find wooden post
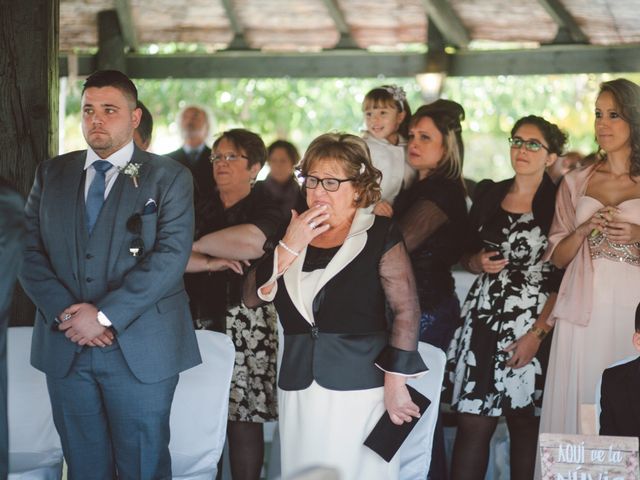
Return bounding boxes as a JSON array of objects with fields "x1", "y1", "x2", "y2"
[
  {"x1": 97, "y1": 10, "x2": 126, "y2": 72},
  {"x1": 0, "y1": 0, "x2": 59, "y2": 326}
]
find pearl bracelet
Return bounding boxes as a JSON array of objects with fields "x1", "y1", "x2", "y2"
[{"x1": 278, "y1": 240, "x2": 300, "y2": 257}]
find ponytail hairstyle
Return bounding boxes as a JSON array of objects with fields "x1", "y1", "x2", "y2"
[{"x1": 411, "y1": 99, "x2": 465, "y2": 182}]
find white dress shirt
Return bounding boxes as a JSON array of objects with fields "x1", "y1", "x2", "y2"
[
  {"x1": 82, "y1": 141, "x2": 135, "y2": 328},
  {"x1": 83, "y1": 141, "x2": 134, "y2": 200}
]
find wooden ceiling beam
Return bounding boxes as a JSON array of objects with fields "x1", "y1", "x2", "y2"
[
  {"x1": 537, "y1": 0, "x2": 588, "y2": 44},
  {"x1": 320, "y1": 0, "x2": 359, "y2": 49},
  {"x1": 425, "y1": 17, "x2": 449, "y2": 73},
  {"x1": 420, "y1": 0, "x2": 470, "y2": 48},
  {"x1": 114, "y1": 0, "x2": 138, "y2": 51},
  {"x1": 450, "y1": 44, "x2": 639, "y2": 76},
  {"x1": 59, "y1": 44, "x2": 640, "y2": 79},
  {"x1": 96, "y1": 10, "x2": 126, "y2": 72},
  {"x1": 220, "y1": 0, "x2": 252, "y2": 50}
]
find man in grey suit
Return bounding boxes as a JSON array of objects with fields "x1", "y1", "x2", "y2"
[
  {"x1": 0, "y1": 177, "x2": 25, "y2": 478},
  {"x1": 20, "y1": 70, "x2": 201, "y2": 479}
]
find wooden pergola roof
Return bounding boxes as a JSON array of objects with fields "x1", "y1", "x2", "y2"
[{"x1": 58, "y1": 0, "x2": 640, "y2": 78}]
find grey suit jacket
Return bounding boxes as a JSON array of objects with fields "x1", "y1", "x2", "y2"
[
  {"x1": 0, "y1": 179, "x2": 24, "y2": 327},
  {"x1": 20, "y1": 147, "x2": 201, "y2": 383}
]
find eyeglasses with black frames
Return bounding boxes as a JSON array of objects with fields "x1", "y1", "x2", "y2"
[
  {"x1": 303, "y1": 175, "x2": 355, "y2": 192},
  {"x1": 209, "y1": 153, "x2": 249, "y2": 164},
  {"x1": 508, "y1": 137, "x2": 550, "y2": 153}
]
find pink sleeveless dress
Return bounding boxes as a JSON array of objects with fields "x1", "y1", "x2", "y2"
[{"x1": 539, "y1": 196, "x2": 640, "y2": 436}]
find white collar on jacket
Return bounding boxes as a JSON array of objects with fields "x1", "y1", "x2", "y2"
[{"x1": 283, "y1": 207, "x2": 376, "y2": 324}]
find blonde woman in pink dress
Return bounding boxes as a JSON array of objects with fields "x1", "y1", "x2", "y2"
[{"x1": 540, "y1": 78, "x2": 640, "y2": 439}]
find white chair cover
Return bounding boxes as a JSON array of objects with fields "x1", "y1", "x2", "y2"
[
  {"x1": 7, "y1": 326, "x2": 63, "y2": 480},
  {"x1": 399, "y1": 341, "x2": 446, "y2": 479},
  {"x1": 453, "y1": 270, "x2": 477, "y2": 303},
  {"x1": 170, "y1": 330, "x2": 235, "y2": 480},
  {"x1": 288, "y1": 466, "x2": 340, "y2": 480}
]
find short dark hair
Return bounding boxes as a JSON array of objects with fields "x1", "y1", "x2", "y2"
[
  {"x1": 82, "y1": 70, "x2": 138, "y2": 108},
  {"x1": 213, "y1": 129, "x2": 267, "y2": 169},
  {"x1": 511, "y1": 115, "x2": 568, "y2": 156},
  {"x1": 267, "y1": 140, "x2": 300, "y2": 166},
  {"x1": 636, "y1": 302, "x2": 640, "y2": 332},
  {"x1": 136, "y1": 100, "x2": 153, "y2": 145}
]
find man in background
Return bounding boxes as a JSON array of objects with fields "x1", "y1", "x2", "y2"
[
  {"x1": 133, "y1": 100, "x2": 153, "y2": 151},
  {"x1": 166, "y1": 105, "x2": 214, "y2": 205},
  {"x1": 548, "y1": 150, "x2": 583, "y2": 184}
]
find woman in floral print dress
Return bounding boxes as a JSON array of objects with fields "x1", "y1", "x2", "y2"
[
  {"x1": 186, "y1": 129, "x2": 283, "y2": 480},
  {"x1": 445, "y1": 116, "x2": 565, "y2": 480}
]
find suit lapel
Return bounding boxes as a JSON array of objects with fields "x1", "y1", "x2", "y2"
[
  {"x1": 282, "y1": 208, "x2": 375, "y2": 326},
  {"x1": 107, "y1": 148, "x2": 151, "y2": 268},
  {"x1": 57, "y1": 152, "x2": 87, "y2": 279}
]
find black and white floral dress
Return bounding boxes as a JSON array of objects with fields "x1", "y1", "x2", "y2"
[
  {"x1": 446, "y1": 208, "x2": 555, "y2": 417},
  {"x1": 191, "y1": 187, "x2": 283, "y2": 423}
]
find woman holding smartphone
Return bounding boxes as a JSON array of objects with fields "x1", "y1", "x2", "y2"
[{"x1": 445, "y1": 115, "x2": 565, "y2": 479}]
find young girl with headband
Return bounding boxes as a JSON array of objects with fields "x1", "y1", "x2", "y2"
[{"x1": 362, "y1": 85, "x2": 415, "y2": 216}]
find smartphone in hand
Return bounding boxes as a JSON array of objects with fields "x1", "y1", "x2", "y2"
[{"x1": 483, "y1": 240, "x2": 504, "y2": 261}]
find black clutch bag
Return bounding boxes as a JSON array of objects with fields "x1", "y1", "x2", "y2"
[{"x1": 363, "y1": 385, "x2": 431, "y2": 462}]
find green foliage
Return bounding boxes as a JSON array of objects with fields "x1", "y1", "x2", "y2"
[{"x1": 62, "y1": 72, "x2": 640, "y2": 181}]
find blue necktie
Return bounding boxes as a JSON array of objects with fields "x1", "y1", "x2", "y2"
[{"x1": 86, "y1": 160, "x2": 112, "y2": 234}]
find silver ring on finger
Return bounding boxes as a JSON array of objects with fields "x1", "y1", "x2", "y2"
[{"x1": 308, "y1": 221, "x2": 316, "y2": 229}]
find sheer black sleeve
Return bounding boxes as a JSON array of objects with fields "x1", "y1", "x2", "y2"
[
  {"x1": 397, "y1": 198, "x2": 449, "y2": 253},
  {"x1": 242, "y1": 250, "x2": 278, "y2": 308},
  {"x1": 374, "y1": 224, "x2": 428, "y2": 376},
  {"x1": 249, "y1": 188, "x2": 287, "y2": 252}
]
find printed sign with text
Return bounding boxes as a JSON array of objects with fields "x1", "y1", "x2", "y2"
[{"x1": 540, "y1": 433, "x2": 639, "y2": 480}]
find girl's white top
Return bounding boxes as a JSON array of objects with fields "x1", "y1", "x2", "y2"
[{"x1": 363, "y1": 132, "x2": 415, "y2": 204}]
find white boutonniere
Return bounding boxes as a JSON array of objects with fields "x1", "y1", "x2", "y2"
[{"x1": 120, "y1": 162, "x2": 142, "y2": 188}]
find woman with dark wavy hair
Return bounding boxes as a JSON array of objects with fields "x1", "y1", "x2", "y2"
[
  {"x1": 539, "y1": 78, "x2": 640, "y2": 440},
  {"x1": 244, "y1": 133, "x2": 427, "y2": 479}
]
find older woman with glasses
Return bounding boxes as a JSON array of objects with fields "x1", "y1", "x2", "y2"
[
  {"x1": 445, "y1": 115, "x2": 565, "y2": 480},
  {"x1": 243, "y1": 133, "x2": 427, "y2": 479},
  {"x1": 185, "y1": 129, "x2": 284, "y2": 480}
]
